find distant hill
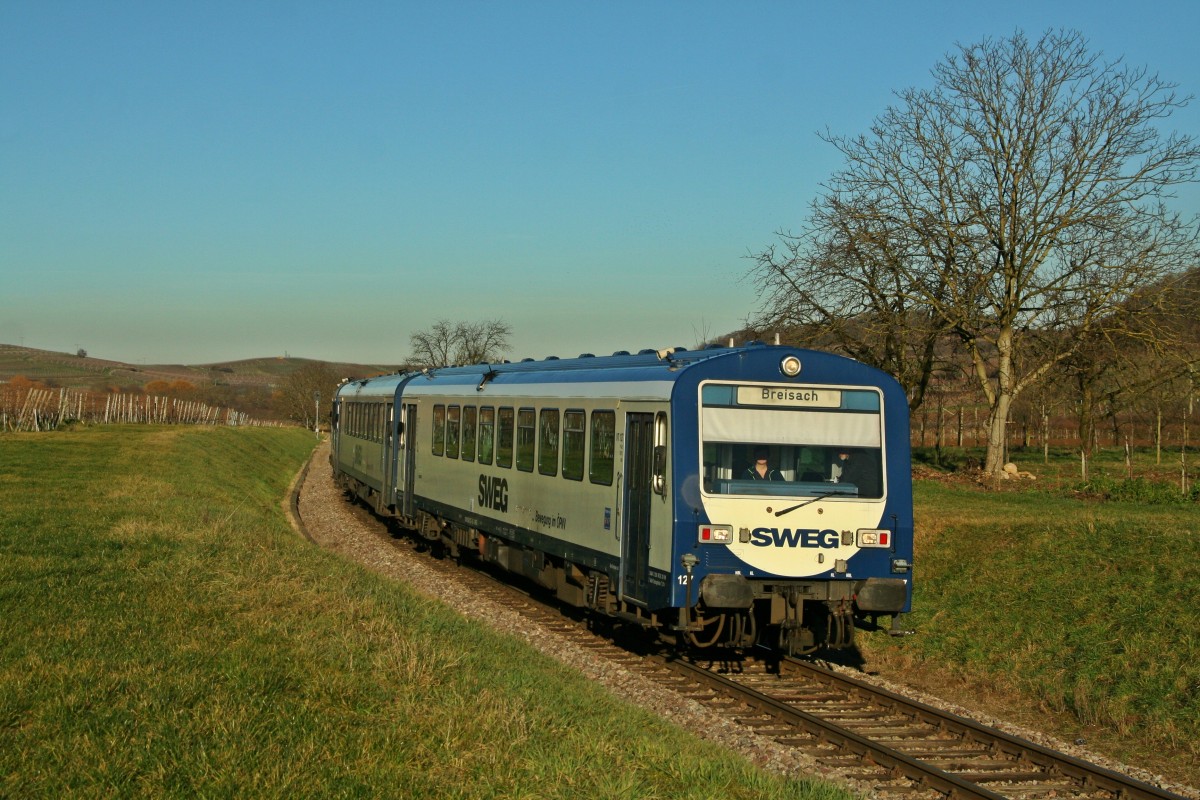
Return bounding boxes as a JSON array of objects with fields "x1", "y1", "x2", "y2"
[{"x1": 0, "y1": 344, "x2": 405, "y2": 392}]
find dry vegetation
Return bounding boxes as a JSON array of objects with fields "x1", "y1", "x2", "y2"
[{"x1": 0, "y1": 344, "x2": 403, "y2": 426}]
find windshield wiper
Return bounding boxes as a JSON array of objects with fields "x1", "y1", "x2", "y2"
[{"x1": 774, "y1": 489, "x2": 855, "y2": 517}]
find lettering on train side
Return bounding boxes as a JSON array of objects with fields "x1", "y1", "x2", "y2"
[
  {"x1": 478, "y1": 475, "x2": 509, "y2": 512},
  {"x1": 749, "y1": 527, "x2": 840, "y2": 548}
]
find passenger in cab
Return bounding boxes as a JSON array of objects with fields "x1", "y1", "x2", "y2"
[
  {"x1": 745, "y1": 447, "x2": 784, "y2": 481},
  {"x1": 832, "y1": 448, "x2": 882, "y2": 497}
]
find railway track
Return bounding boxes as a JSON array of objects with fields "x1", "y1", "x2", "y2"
[
  {"x1": 293, "y1": 459, "x2": 1193, "y2": 800},
  {"x1": 359, "y1": 535, "x2": 1189, "y2": 797},
  {"x1": 651, "y1": 655, "x2": 1189, "y2": 800}
]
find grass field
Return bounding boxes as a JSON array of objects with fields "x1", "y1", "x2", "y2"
[
  {"x1": 861, "y1": 446, "x2": 1200, "y2": 784},
  {"x1": 0, "y1": 426, "x2": 850, "y2": 800}
]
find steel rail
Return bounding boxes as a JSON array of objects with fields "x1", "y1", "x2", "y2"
[
  {"x1": 666, "y1": 656, "x2": 1011, "y2": 800},
  {"x1": 780, "y1": 657, "x2": 1188, "y2": 800}
]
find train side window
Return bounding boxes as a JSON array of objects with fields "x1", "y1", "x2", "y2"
[
  {"x1": 562, "y1": 410, "x2": 585, "y2": 481},
  {"x1": 446, "y1": 405, "x2": 461, "y2": 458},
  {"x1": 538, "y1": 408, "x2": 560, "y2": 476},
  {"x1": 461, "y1": 406, "x2": 477, "y2": 462},
  {"x1": 478, "y1": 407, "x2": 495, "y2": 465},
  {"x1": 432, "y1": 404, "x2": 446, "y2": 456},
  {"x1": 589, "y1": 410, "x2": 615, "y2": 485},
  {"x1": 516, "y1": 408, "x2": 536, "y2": 472},
  {"x1": 497, "y1": 407, "x2": 514, "y2": 468}
]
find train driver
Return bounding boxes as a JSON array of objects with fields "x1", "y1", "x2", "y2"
[{"x1": 744, "y1": 446, "x2": 784, "y2": 481}]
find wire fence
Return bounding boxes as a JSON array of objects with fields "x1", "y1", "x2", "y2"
[{"x1": 0, "y1": 385, "x2": 281, "y2": 432}]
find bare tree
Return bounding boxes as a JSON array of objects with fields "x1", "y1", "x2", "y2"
[
  {"x1": 749, "y1": 192, "x2": 955, "y2": 411},
  {"x1": 409, "y1": 319, "x2": 512, "y2": 368},
  {"x1": 752, "y1": 29, "x2": 1200, "y2": 476},
  {"x1": 408, "y1": 319, "x2": 458, "y2": 369},
  {"x1": 1064, "y1": 269, "x2": 1200, "y2": 454},
  {"x1": 454, "y1": 319, "x2": 513, "y2": 365},
  {"x1": 273, "y1": 361, "x2": 340, "y2": 429}
]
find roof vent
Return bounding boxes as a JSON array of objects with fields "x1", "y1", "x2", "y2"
[
  {"x1": 578, "y1": 353, "x2": 595, "y2": 358},
  {"x1": 612, "y1": 350, "x2": 630, "y2": 356}
]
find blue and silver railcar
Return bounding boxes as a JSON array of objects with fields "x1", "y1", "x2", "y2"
[
  {"x1": 331, "y1": 343, "x2": 913, "y2": 654},
  {"x1": 330, "y1": 374, "x2": 406, "y2": 510}
]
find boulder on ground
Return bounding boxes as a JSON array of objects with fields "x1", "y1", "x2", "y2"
[{"x1": 1002, "y1": 462, "x2": 1036, "y2": 480}]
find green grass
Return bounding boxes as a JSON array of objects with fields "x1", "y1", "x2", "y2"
[
  {"x1": 863, "y1": 447, "x2": 1199, "y2": 782},
  {"x1": 0, "y1": 426, "x2": 851, "y2": 800}
]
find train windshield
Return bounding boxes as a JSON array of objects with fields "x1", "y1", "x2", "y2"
[{"x1": 700, "y1": 383, "x2": 884, "y2": 499}]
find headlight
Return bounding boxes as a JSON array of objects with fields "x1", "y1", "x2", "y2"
[
  {"x1": 780, "y1": 355, "x2": 802, "y2": 376},
  {"x1": 698, "y1": 524, "x2": 733, "y2": 544},
  {"x1": 856, "y1": 529, "x2": 891, "y2": 548}
]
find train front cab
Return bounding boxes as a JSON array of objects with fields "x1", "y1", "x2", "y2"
[{"x1": 667, "y1": 350, "x2": 913, "y2": 655}]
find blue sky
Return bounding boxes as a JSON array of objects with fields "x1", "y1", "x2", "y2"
[{"x1": 2, "y1": 1, "x2": 1198, "y2": 366}]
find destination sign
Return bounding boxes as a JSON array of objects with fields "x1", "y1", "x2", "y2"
[{"x1": 738, "y1": 385, "x2": 842, "y2": 409}]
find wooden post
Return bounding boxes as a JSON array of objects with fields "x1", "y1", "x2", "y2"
[
  {"x1": 1156, "y1": 407, "x2": 1163, "y2": 466},
  {"x1": 1042, "y1": 406, "x2": 1050, "y2": 464}
]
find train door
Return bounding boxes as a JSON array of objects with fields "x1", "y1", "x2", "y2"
[
  {"x1": 621, "y1": 412, "x2": 654, "y2": 604},
  {"x1": 399, "y1": 403, "x2": 417, "y2": 519},
  {"x1": 382, "y1": 402, "x2": 394, "y2": 507},
  {"x1": 330, "y1": 398, "x2": 340, "y2": 464}
]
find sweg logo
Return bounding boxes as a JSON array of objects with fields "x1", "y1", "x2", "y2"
[
  {"x1": 478, "y1": 475, "x2": 509, "y2": 512},
  {"x1": 750, "y1": 528, "x2": 839, "y2": 548}
]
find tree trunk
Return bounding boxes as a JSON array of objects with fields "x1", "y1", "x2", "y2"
[
  {"x1": 983, "y1": 327, "x2": 1016, "y2": 477},
  {"x1": 1077, "y1": 382, "x2": 1097, "y2": 457},
  {"x1": 984, "y1": 393, "x2": 1012, "y2": 475}
]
